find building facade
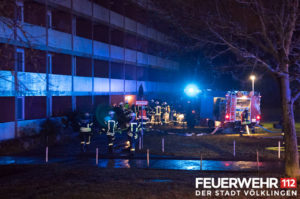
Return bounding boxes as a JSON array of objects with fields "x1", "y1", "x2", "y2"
[{"x1": 0, "y1": 0, "x2": 179, "y2": 140}]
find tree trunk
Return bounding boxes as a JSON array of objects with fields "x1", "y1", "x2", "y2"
[{"x1": 280, "y1": 74, "x2": 300, "y2": 177}]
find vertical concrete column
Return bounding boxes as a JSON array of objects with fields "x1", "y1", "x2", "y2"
[
  {"x1": 45, "y1": 0, "x2": 51, "y2": 118},
  {"x1": 91, "y1": 0, "x2": 95, "y2": 108},
  {"x1": 71, "y1": 0, "x2": 76, "y2": 111},
  {"x1": 108, "y1": 8, "x2": 112, "y2": 105}
]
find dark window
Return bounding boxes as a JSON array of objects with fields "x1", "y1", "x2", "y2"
[
  {"x1": 111, "y1": 62, "x2": 124, "y2": 79},
  {"x1": 136, "y1": 36, "x2": 148, "y2": 53},
  {"x1": 124, "y1": 33, "x2": 136, "y2": 50},
  {"x1": 76, "y1": 17, "x2": 92, "y2": 39},
  {"x1": 94, "y1": 0, "x2": 110, "y2": 9},
  {"x1": 52, "y1": 10, "x2": 71, "y2": 34},
  {"x1": 76, "y1": 56, "x2": 92, "y2": 77},
  {"x1": 16, "y1": 97, "x2": 24, "y2": 120},
  {"x1": 24, "y1": 1, "x2": 45, "y2": 26},
  {"x1": 110, "y1": 0, "x2": 124, "y2": 15},
  {"x1": 16, "y1": 49, "x2": 24, "y2": 72},
  {"x1": 25, "y1": 49, "x2": 46, "y2": 73},
  {"x1": 52, "y1": 53, "x2": 72, "y2": 75},
  {"x1": 0, "y1": 44, "x2": 14, "y2": 71},
  {"x1": 94, "y1": 95, "x2": 109, "y2": 107},
  {"x1": 52, "y1": 96, "x2": 72, "y2": 117},
  {"x1": 111, "y1": 29, "x2": 124, "y2": 46},
  {"x1": 111, "y1": 95, "x2": 124, "y2": 106},
  {"x1": 94, "y1": 59, "x2": 109, "y2": 78},
  {"x1": 93, "y1": 23, "x2": 109, "y2": 43},
  {"x1": 76, "y1": 96, "x2": 92, "y2": 113},
  {"x1": 149, "y1": 68, "x2": 164, "y2": 81},
  {"x1": 0, "y1": 97, "x2": 15, "y2": 123},
  {"x1": 136, "y1": 66, "x2": 148, "y2": 81},
  {"x1": 0, "y1": 1, "x2": 15, "y2": 19},
  {"x1": 25, "y1": 96, "x2": 47, "y2": 120},
  {"x1": 125, "y1": 64, "x2": 136, "y2": 80}
]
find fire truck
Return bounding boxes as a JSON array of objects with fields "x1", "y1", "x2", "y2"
[
  {"x1": 219, "y1": 91, "x2": 261, "y2": 133},
  {"x1": 201, "y1": 90, "x2": 261, "y2": 134}
]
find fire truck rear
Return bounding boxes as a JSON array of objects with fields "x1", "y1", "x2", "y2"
[{"x1": 223, "y1": 91, "x2": 261, "y2": 133}]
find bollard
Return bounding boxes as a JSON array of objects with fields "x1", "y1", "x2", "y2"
[
  {"x1": 147, "y1": 149, "x2": 150, "y2": 167},
  {"x1": 233, "y1": 140, "x2": 236, "y2": 157},
  {"x1": 200, "y1": 154, "x2": 203, "y2": 171},
  {"x1": 139, "y1": 137, "x2": 142, "y2": 150},
  {"x1": 162, "y1": 138, "x2": 165, "y2": 152},
  {"x1": 96, "y1": 147, "x2": 99, "y2": 165},
  {"x1": 278, "y1": 141, "x2": 281, "y2": 159},
  {"x1": 256, "y1": 150, "x2": 259, "y2": 172},
  {"x1": 45, "y1": 146, "x2": 48, "y2": 163}
]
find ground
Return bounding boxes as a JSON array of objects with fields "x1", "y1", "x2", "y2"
[{"x1": 0, "y1": 122, "x2": 299, "y2": 198}]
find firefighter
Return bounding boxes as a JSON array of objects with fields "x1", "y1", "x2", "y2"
[
  {"x1": 79, "y1": 112, "x2": 93, "y2": 152},
  {"x1": 126, "y1": 112, "x2": 140, "y2": 154},
  {"x1": 104, "y1": 110, "x2": 118, "y2": 153},
  {"x1": 155, "y1": 101, "x2": 162, "y2": 125},
  {"x1": 241, "y1": 108, "x2": 249, "y2": 124}
]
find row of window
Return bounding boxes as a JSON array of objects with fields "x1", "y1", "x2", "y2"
[
  {"x1": 1, "y1": 0, "x2": 176, "y2": 57},
  {"x1": 0, "y1": 95, "x2": 111, "y2": 123},
  {"x1": 0, "y1": 44, "x2": 176, "y2": 81}
]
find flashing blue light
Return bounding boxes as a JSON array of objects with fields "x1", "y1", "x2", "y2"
[{"x1": 184, "y1": 84, "x2": 201, "y2": 97}]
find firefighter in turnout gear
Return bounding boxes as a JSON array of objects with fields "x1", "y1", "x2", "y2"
[
  {"x1": 79, "y1": 112, "x2": 93, "y2": 152},
  {"x1": 126, "y1": 112, "x2": 140, "y2": 154},
  {"x1": 155, "y1": 101, "x2": 162, "y2": 125},
  {"x1": 104, "y1": 110, "x2": 118, "y2": 153}
]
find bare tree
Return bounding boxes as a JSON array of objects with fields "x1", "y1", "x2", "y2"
[{"x1": 144, "y1": 0, "x2": 300, "y2": 177}]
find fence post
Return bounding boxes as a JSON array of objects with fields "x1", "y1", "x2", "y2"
[
  {"x1": 147, "y1": 149, "x2": 150, "y2": 167},
  {"x1": 96, "y1": 147, "x2": 99, "y2": 165}
]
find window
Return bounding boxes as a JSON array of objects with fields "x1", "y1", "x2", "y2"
[
  {"x1": 16, "y1": 97, "x2": 24, "y2": 120},
  {"x1": 47, "y1": 54, "x2": 52, "y2": 74},
  {"x1": 47, "y1": 10, "x2": 52, "y2": 28},
  {"x1": 16, "y1": 0, "x2": 24, "y2": 22},
  {"x1": 16, "y1": 48, "x2": 24, "y2": 72}
]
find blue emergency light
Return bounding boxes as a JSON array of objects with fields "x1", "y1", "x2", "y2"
[{"x1": 184, "y1": 84, "x2": 201, "y2": 97}]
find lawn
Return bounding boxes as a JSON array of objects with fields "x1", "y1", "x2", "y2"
[{"x1": 138, "y1": 124, "x2": 300, "y2": 161}]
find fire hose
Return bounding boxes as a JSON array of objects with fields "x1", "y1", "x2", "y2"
[{"x1": 255, "y1": 124, "x2": 277, "y2": 133}]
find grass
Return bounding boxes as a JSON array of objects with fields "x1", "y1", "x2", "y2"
[{"x1": 138, "y1": 124, "x2": 300, "y2": 161}]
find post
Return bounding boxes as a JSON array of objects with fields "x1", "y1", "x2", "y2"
[
  {"x1": 278, "y1": 141, "x2": 281, "y2": 159},
  {"x1": 200, "y1": 154, "x2": 203, "y2": 171},
  {"x1": 139, "y1": 137, "x2": 142, "y2": 150},
  {"x1": 162, "y1": 138, "x2": 164, "y2": 152},
  {"x1": 252, "y1": 79, "x2": 254, "y2": 92},
  {"x1": 141, "y1": 105, "x2": 144, "y2": 149},
  {"x1": 96, "y1": 147, "x2": 99, "y2": 165},
  {"x1": 256, "y1": 150, "x2": 259, "y2": 172},
  {"x1": 147, "y1": 149, "x2": 149, "y2": 167},
  {"x1": 233, "y1": 140, "x2": 236, "y2": 157},
  {"x1": 45, "y1": 146, "x2": 48, "y2": 163}
]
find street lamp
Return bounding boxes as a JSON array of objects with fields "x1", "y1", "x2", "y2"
[{"x1": 250, "y1": 75, "x2": 256, "y2": 92}]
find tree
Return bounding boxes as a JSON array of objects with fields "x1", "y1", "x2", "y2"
[{"x1": 145, "y1": 0, "x2": 300, "y2": 177}]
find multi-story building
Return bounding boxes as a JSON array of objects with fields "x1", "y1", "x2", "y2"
[{"x1": 0, "y1": 0, "x2": 180, "y2": 140}]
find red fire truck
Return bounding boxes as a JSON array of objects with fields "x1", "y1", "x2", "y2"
[{"x1": 222, "y1": 91, "x2": 261, "y2": 133}]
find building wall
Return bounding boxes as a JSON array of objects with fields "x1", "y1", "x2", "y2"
[{"x1": 0, "y1": 0, "x2": 179, "y2": 140}]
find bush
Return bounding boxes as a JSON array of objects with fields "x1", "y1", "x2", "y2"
[{"x1": 40, "y1": 118, "x2": 63, "y2": 145}]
